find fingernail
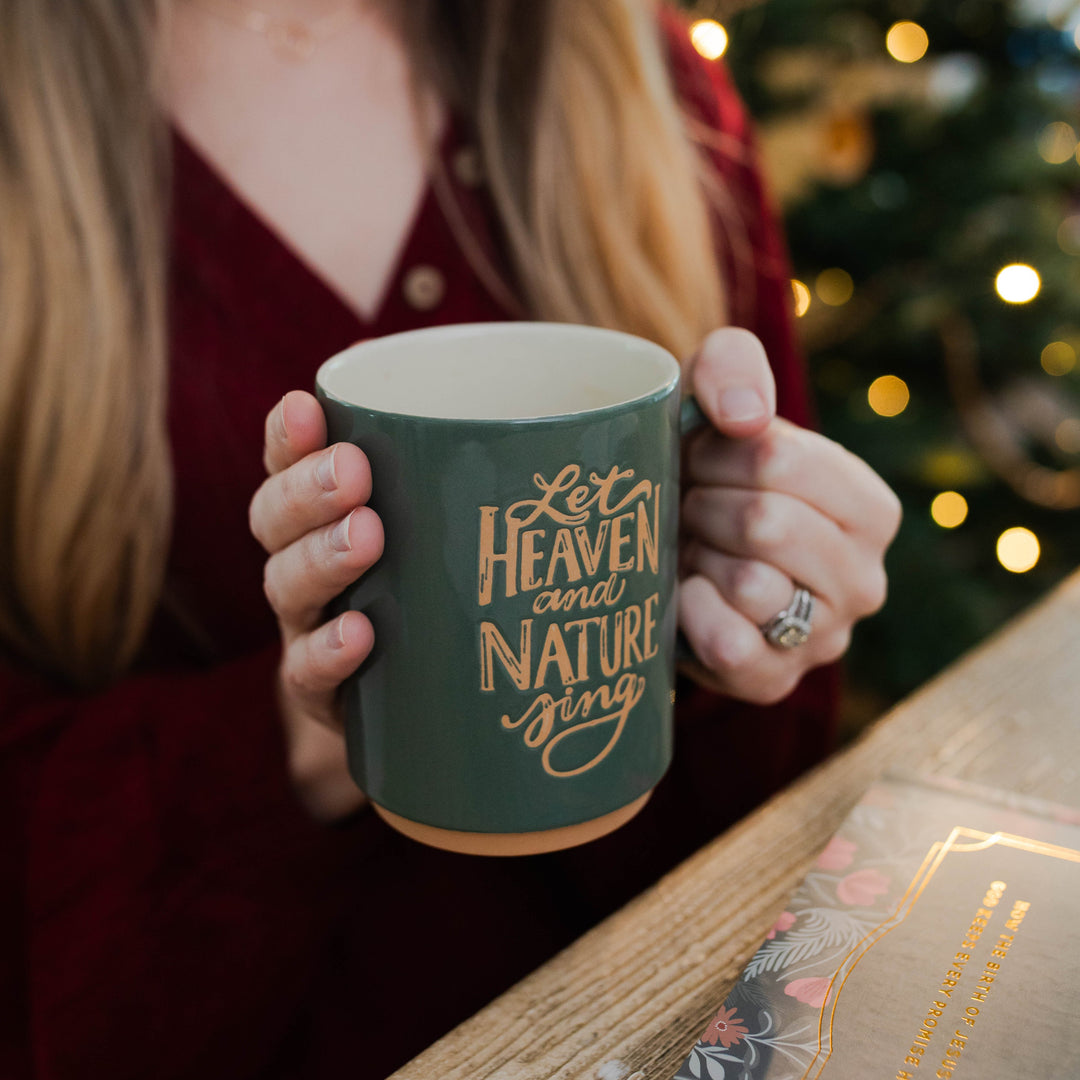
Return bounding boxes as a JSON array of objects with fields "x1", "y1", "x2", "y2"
[
  {"x1": 316, "y1": 447, "x2": 338, "y2": 491},
  {"x1": 332, "y1": 614, "x2": 349, "y2": 649},
  {"x1": 718, "y1": 387, "x2": 767, "y2": 423},
  {"x1": 277, "y1": 396, "x2": 289, "y2": 439},
  {"x1": 330, "y1": 511, "x2": 353, "y2": 552}
]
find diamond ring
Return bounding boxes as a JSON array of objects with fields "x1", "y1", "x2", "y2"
[{"x1": 760, "y1": 586, "x2": 815, "y2": 650}]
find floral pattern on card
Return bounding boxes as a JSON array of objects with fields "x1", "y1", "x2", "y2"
[
  {"x1": 675, "y1": 786, "x2": 906, "y2": 1079},
  {"x1": 672, "y1": 773, "x2": 1079, "y2": 1080}
]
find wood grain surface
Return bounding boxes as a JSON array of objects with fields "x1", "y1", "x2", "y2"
[{"x1": 390, "y1": 569, "x2": 1080, "y2": 1080}]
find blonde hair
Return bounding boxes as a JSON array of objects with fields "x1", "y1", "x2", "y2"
[
  {"x1": 401, "y1": 0, "x2": 727, "y2": 356},
  {"x1": 0, "y1": 0, "x2": 726, "y2": 686},
  {"x1": 0, "y1": 1, "x2": 171, "y2": 686}
]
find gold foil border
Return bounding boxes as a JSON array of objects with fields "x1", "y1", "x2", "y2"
[{"x1": 797, "y1": 828, "x2": 1080, "y2": 1080}]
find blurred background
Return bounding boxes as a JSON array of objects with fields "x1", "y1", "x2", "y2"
[{"x1": 678, "y1": 0, "x2": 1080, "y2": 735}]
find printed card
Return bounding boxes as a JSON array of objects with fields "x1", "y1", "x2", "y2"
[{"x1": 674, "y1": 772, "x2": 1080, "y2": 1080}]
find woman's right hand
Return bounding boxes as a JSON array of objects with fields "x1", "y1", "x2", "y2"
[{"x1": 249, "y1": 390, "x2": 384, "y2": 820}]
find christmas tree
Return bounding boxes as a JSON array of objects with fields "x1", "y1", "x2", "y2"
[{"x1": 683, "y1": 0, "x2": 1080, "y2": 722}]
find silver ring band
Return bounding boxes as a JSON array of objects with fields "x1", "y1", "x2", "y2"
[{"x1": 760, "y1": 586, "x2": 814, "y2": 650}]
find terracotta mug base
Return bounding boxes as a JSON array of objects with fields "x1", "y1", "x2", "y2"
[{"x1": 372, "y1": 790, "x2": 653, "y2": 856}]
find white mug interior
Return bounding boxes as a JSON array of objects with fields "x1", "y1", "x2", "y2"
[{"x1": 316, "y1": 322, "x2": 680, "y2": 420}]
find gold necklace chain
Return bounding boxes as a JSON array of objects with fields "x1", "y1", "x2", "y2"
[{"x1": 189, "y1": 0, "x2": 360, "y2": 61}]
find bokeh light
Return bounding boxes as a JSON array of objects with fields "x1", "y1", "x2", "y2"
[
  {"x1": 868, "y1": 375, "x2": 910, "y2": 417},
  {"x1": 791, "y1": 279, "x2": 811, "y2": 317},
  {"x1": 920, "y1": 446, "x2": 985, "y2": 487},
  {"x1": 996, "y1": 527, "x2": 1040, "y2": 573},
  {"x1": 927, "y1": 54, "x2": 983, "y2": 110},
  {"x1": 690, "y1": 19, "x2": 728, "y2": 61},
  {"x1": 886, "y1": 21, "x2": 929, "y2": 63},
  {"x1": 816, "y1": 268, "x2": 855, "y2": 306},
  {"x1": 1037, "y1": 121, "x2": 1078, "y2": 163},
  {"x1": 995, "y1": 263, "x2": 1041, "y2": 303},
  {"x1": 1041, "y1": 340, "x2": 1076, "y2": 375},
  {"x1": 930, "y1": 491, "x2": 969, "y2": 528},
  {"x1": 1055, "y1": 417, "x2": 1080, "y2": 453},
  {"x1": 1057, "y1": 215, "x2": 1080, "y2": 254}
]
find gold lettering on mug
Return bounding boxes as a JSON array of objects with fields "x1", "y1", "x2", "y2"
[
  {"x1": 478, "y1": 463, "x2": 663, "y2": 778},
  {"x1": 479, "y1": 619, "x2": 533, "y2": 692},
  {"x1": 500, "y1": 673, "x2": 647, "y2": 778},
  {"x1": 477, "y1": 507, "x2": 519, "y2": 603},
  {"x1": 478, "y1": 470, "x2": 658, "y2": 603}
]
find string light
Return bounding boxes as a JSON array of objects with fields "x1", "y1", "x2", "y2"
[
  {"x1": 815, "y1": 268, "x2": 854, "y2": 306},
  {"x1": 1036, "y1": 121, "x2": 1078, "y2": 163},
  {"x1": 996, "y1": 527, "x2": 1040, "y2": 573},
  {"x1": 1041, "y1": 340, "x2": 1076, "y2": 375},
  {"x1": 690, "y1": 19, "x2": 728, "y2": 61},
  {"x1": 868, "y1": 375, "x2": 910, "y2": 417},
  {"x1": 930, "y1": 491, "x2": 969, "y2": 528},
  {"x1": 886, "y1": 21, "x2": 929, "y2": 63},
  {"x1": 995, "y1": 263, "x2": 1041, "y2": 303},
  {"x1": 791, "y1": 279, "x2": 811, "y2": 317}
]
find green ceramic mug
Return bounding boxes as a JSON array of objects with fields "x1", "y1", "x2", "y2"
[{"x1": 316, "y1": 322, "x2": 693, "y2": 856}]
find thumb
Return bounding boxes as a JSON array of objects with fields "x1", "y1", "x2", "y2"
[{"x1": 687, "y1": 327, "x2": 776, "y2": 439}]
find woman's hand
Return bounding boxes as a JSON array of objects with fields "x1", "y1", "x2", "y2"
[
  {"x1": 249, "y1": 390, "x2": 384, "y2": 820},
  {"x1": 678, "y1": 328, "x2": 901, "y2": 705}
]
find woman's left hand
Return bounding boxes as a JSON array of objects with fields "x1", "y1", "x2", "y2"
[{"x1": 678, "y1": 327, "x2": 902, "y2": 705}]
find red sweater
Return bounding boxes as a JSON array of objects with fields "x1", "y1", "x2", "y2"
[{"x1": 1, "y1": 24, "x2": 837, "y2": 1080}]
